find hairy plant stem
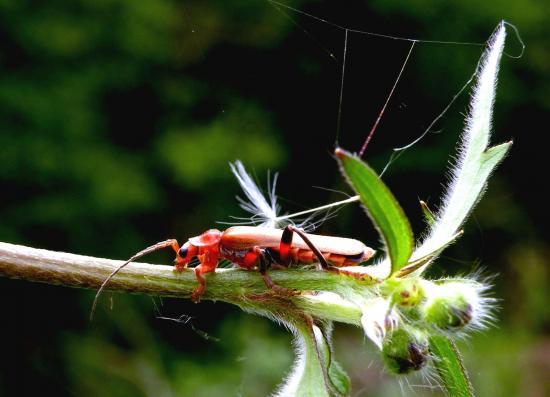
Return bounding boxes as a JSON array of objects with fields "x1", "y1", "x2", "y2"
[{"x1": 0, "y1": 241, "x2": 370, "y2": 324}]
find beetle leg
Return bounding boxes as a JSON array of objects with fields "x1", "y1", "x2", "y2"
[
  {"x1": 258, "y1": 250, "x2": 276, "y2": 289},
  {"x1": 281, "y1": 226, "x2": 370, "y2": 280},
  {"x1": 241, "y1": 246, "x2": 276, "y2": 288},
  {"x1": 281, "y1": 225, "x2": 331, "y2": 270},
  {"x1": 190, "y1": 256, "x2": 218, "y2": 303},
  {"x1": 240, "y1": 246, "x2": 296, "y2": 295},
  {"x1": 241, "y1": 247, "x2": 261, "y2": 269},
  {"x1": 257, "y1": 248, "x2": 285, "y2": 291},
  {"x1": 191, "y1": 265, "x2": 206, "y2": 302}
]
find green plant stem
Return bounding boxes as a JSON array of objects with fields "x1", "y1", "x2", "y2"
[{"x1": 0, "y1": 241, "x2": 369, "y2": 324}]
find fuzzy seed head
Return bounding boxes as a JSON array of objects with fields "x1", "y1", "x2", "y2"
[
  {"x1": 420, "y1": 279, "x2": 494, "y2": 332},
  {"x1": 424, "y1": 295, "x2": 472, "y2": 329}
]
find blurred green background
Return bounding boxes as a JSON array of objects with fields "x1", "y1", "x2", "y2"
[{"x1": 0, "y1": 0, "x2": 548, "y2": 396}]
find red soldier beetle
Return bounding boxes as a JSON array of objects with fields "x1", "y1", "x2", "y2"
[
  {"x1": 180, "y1": 225, "x2": 375, "y2": 299},
  {"x1": 91, "y1": 224, "x2": 375, "y2": 318},
  {"x1": 90, "y1": 161, "x2": 376, "y2": 319}
]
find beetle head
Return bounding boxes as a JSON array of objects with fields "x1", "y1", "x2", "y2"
[{"x1": 177, "y1": 230, "x2": 222, "y2": 263}]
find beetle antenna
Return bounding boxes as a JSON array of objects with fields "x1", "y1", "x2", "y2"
[
  {"x1": 90, "y1": 239, "x2": 179, "y2": 321},
  {"x1": 358, "y1": 41, "x2": 416, "y2": 157}
]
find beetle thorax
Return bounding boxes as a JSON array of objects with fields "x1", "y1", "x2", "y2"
[{"x1": 189, "y1": 229, "x2": 222, "y2": 247}]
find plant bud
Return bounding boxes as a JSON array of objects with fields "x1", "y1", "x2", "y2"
[
  {"x1": 383, "y1": 278, "x2": 425, "y2": 308},
  {"x1": 420, "y1": 280, "x2": 490, "y2": 331},
  {"x1": 382, "y1": 326, "x2": 430, "y2": 374}
]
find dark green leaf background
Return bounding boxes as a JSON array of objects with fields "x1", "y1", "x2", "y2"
[{"x1": 1, "y1": 1, "x2": 547, "y2": 396}]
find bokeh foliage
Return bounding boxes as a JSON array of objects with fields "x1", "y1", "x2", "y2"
[{"x1": 0, "y1": 0, "x2": 548, "y2": 396}]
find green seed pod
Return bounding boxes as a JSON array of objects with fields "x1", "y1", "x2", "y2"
[{"x1": 382, "y1": 326, "x2": 430, "y2": 374}]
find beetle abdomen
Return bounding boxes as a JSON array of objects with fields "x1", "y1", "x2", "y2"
[{"x1": 263, "y1": 246, "x2": 369, "y2": 267}]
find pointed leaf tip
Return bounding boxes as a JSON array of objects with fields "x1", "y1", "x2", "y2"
[
  {"x1": 334, "y1": 147, "x2": 347, "y2": 159},
  {"x1": 409, "y1": 22, "x2": 510, "y2": 275},
  {"x1": 420, "y1": 200, "x2": 436, "y2": 225}
]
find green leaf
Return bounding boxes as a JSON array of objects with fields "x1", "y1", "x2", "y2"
[
  {"x1": 420, "y1": 200, "x2": 436, "y2": 225},
  {"x1": 336, "y1": 149, "x2": 413, "y2": 273},
  {"x1": 277, "y1": 319, "x2": 349, "y2": 397},
  {"x1": 410, "y1": 22, "x2": 511, "y2": 275},
  {"x1": 429, "y1": 335, "x2": 474, "y2": 397},
  {"x1": 321, "y1": 322, "x2": 351, "y2": 396},
  {"x1": 327, "y1": 360, "x2": 350, "y2": 396}
]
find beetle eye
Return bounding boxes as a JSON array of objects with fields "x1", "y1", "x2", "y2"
[{"x1": 178, "y1": 246, "x2": 188, "y2": 258}]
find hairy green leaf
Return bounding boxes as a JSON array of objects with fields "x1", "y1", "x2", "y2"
[
  {"x1": 410, "y1": 22, "x2": 511, "y2": 275},
  {"x1": 336, "y1": 149, "x2": 413, "y2": 273},
  {"x1": 276, "y1": 320, "x2": 348, "y2": 397},
  {"x1": 429, "y1": 335, "x2": 474, "y2": 397}
]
